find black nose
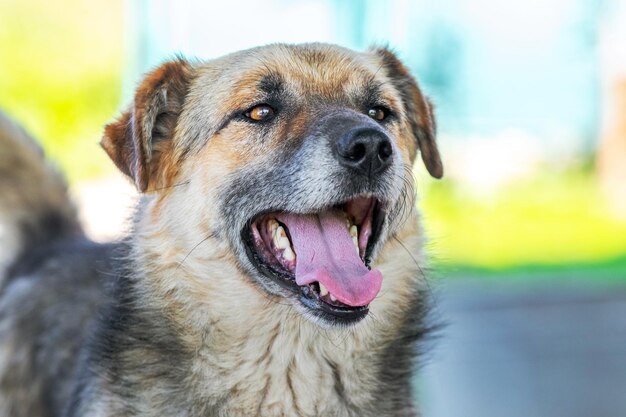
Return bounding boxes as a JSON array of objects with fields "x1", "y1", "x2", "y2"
[{"x1": 335, "y1": 127, "x2": 393, "y2": 176}]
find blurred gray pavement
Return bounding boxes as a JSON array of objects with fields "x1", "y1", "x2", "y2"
[{"x1": 418, "y1": 279, "x2": 626, "y2": 417}]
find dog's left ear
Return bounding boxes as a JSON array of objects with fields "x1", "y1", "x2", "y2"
[
  {"x1": 101, "y1": 58, "x2": 193, "y2": 192},
  {"x1": 373, "y1": 47, "x2": 443, "y2": 179}
]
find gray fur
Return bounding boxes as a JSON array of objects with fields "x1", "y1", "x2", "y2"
[{"x1": 0, "y1": 112, "x2": 81, "y2": 284}]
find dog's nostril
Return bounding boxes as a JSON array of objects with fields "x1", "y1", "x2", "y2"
[
  {"x1": 378, "y1": 140, "x2": 392, "y2": 161},
  {"x1": 347, "y1": 143, "x2": 367, "y2": 161}
]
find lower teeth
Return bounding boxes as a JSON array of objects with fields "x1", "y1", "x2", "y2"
[{"x1": 319, "y1": 282, "x2": 329, "y2": 296}]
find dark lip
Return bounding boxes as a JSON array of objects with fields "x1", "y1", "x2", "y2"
[
  {"x1": 240, "y1": 199, "x2": 385, "y2": 324},
  {"x1": 299, "y1": 285, "x2": 370, "y2": 324}
]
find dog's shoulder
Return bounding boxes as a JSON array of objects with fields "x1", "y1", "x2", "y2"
[
  {"x1": 64, "y1": 247, "x2": 198, "y2": 417},
  {"x1": 0, "y1": 239, "x2": 123, "y2": 417}
]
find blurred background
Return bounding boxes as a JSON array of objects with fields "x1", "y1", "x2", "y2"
[{"x1": 1, "y1": 0, "x2": 625, "y2": 415}]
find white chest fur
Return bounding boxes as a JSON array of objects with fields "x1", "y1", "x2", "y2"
[{"x1": 192, "y1": 314, "x2": 381, "y2": 417}]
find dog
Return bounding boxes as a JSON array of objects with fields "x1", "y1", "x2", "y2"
[{"x1": 0, "y1": 43, "x2": 443, "y2": 417}]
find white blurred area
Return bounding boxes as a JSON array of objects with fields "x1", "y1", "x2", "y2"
[
  {"x1": 598, "y1": 0, "x2": 626, "y2": 217},
  {"x1": 72, "y1": 174, "x2": 137, "y2": 241},
  {"x1": 440, "y1": 129, "x2": 585, "y2": 196}
]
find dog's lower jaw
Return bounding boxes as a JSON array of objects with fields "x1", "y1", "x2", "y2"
[{"x1": 86, "y1": 211, "x2": 423, "y2": 416}]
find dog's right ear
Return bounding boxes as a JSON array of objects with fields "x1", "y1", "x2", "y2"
[{"x1": 101, "y1": 59, "x2": 193, "y2": 192}]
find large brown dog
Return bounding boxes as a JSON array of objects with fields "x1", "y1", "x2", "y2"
[{"x1": 0, "y1": 43, "x2": 442, "y2": 416}]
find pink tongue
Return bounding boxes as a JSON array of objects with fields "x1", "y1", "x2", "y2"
[{"x1": 275, "y1": 211, "x2": 382, "y2": 307}]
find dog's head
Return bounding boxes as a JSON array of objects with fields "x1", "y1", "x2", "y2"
[{"x1": 102, "y1": 44, "x2": 442, "y2": 326}]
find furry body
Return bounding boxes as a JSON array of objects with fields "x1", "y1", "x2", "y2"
[{"x1": 0, "y1": 44, "x2": 442, "y2": 417}]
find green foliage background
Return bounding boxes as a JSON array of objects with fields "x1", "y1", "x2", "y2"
[{"x1": 0, "y1": 0, "x2": 123, "y2": 181}]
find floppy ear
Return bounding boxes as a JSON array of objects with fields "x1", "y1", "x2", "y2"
[
  {"x1": 101, "y1": 58, "x2": 193, "y2": 192},
  {"x1": 373, "y1": 47, "x2": 443, "y2": 179}
]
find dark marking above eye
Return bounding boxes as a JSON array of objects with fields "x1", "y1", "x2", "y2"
[
  {"x1": 258, "y1": 73, "x2": 285, "y2": 96},
  {"x1": 362, "y1": 78, "x2": 385, "y2": 108}
]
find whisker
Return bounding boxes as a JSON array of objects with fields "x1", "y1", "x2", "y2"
[
  {"x1": 392, "y1": 235, "x2": 437, "y2": 300},
  {"x1": 176, "y1": 233, "x2": 213, "y2": 272},
  {"x1": 151, "y1": 180, "x2": 191, "y2": 192}
]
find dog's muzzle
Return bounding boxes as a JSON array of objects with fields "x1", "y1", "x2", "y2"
[{"x1": 232, "y1": 109, "x2": 402, "y2": 326}]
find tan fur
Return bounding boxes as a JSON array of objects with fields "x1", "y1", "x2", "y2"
[
  {"x1": 129, "y1": 200, "x2": 424, "y2": 415},
  {"x1": 0, "y1": 43, "x2": 441, "y2": 417},
  {"x1": 94, "y1": 43, "x2": 438, "y2": 415}
]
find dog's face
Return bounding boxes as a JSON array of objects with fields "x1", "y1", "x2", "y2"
[{"x1": 102, "y1": 44, "x2": 442, "y2": 326}]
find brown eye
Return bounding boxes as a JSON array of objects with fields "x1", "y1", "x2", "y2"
[
  {"x1": 367, "y1": 107, "x2": 388, "y2": 121},
  {"x1": 245, "y1": 104, "x2": 275, "y2": 122}
]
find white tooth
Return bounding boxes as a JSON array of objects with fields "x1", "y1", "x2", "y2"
[
  {"x1": 319, "y1": 283, "x2": 329, "y2": 297},
  {"x1": 283, "y1": 247, "x2": 295, "y2": 261},
  {"x1": 350, "y1": 225, "x2": 359, "y2": 254},
  {"x1": 278, "y1": 237, "x2": 291, "y2": 249},
  {"x1": 274, "y1": 226, "x2": 290, "y2": 249},
  {"x1": 330, "y1": 294, "x2": 337, "y2": 302}
]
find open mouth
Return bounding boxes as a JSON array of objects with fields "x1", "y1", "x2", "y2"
[{"x1": 243, "y1": 196, "x2": 385, "y2": 324}]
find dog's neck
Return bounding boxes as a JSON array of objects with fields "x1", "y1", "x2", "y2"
[{"x1": 124, "y1": 197, "x2": 427, "y2": 416}]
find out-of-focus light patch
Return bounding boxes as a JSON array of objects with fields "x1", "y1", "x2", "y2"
[
  {"x1": 599, "y1": 0, "x2": 626, "y2": 78},
  {"x1": 442, "y1": 130, "x2": 547, "y2": 195},
  {"x1": 459, "y1": 0, "x2": 569, "y2": 42},
  {"x1": 387, "y1": 0, "x2": 411, "y2": 45},
  {"x1": 129, "y1": 0, "x2": 335, "y2": 81},
  {"x1": 72, "y1": 174, "x2": 137, "y2": 242},
  {"x1": 598, "y1": 1, "x2": 626, "y2": 219}
]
